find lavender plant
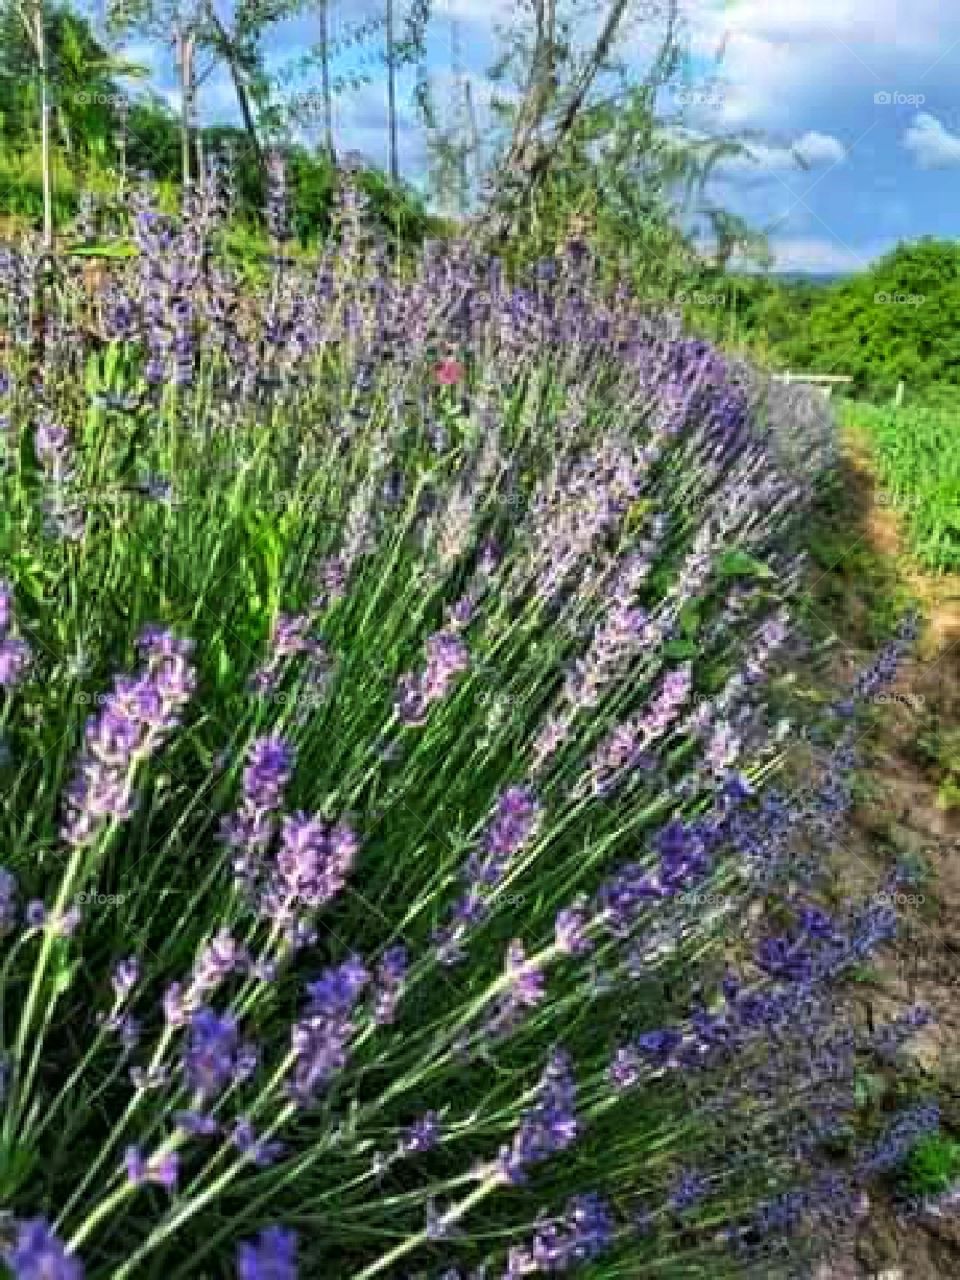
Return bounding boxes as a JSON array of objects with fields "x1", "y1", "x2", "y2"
[{"x1": 0, "y1": 175, "x2": 936, "y2": 1279}]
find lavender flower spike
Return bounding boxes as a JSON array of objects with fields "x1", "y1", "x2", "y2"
[
  {"x1": 498, "y1": 1049, "x2": 579, "y2": 1184},
  {"x1": 3, "y1": 1218, "x2": 84, "y2": 1280},
  {"x1": 60, "y1": 630, "x2": 196, "y2": 846},
  {"x1": 0, "y1": 578, "x2": 31, "y2": 690},
  {"x1": 237, "y1": 1226, "x2": 298, "y2": 1280}
]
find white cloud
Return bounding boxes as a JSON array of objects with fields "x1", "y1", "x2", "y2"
[
  {"x1": 902, "y1": 112, "x2": 960, "y2": 168},
  {"x1": 759, "y1": 235, "x2": 886, "y2": 274},
  {"x1": 718, "y1": 130, "x2": 846, "y2": 175},
  {"x1": 793, "y1": 131, "x2": 847, "y2": 166},
  {"x1": 685, "y1": 0, "x2": 953, "y2": 127}
]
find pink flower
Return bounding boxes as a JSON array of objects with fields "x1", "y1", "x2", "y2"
[{"x1": 434, "y1": 358, "x2": 464, "y2": 386}]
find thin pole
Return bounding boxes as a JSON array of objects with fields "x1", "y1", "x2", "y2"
[{"x1": 386, "y1": 0, "x2": 398, "y2": 181}]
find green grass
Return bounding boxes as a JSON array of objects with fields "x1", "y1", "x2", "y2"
[
  {"x1": 897, "y1": 1132, "x2": 960, "y2": 1198},
  {"x1": 843, "y1": 400, "x2": 960, "y2": 572}
]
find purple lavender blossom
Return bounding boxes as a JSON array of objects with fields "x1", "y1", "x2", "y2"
[
  {"x1": 705, "y1": 720, "x2": 740, "y2": 775},
  {"x1": 181, "y1": 1007, "x2": 256, "y2": 1100},
  {"x1": 508, "y1": 1193, "x2": 614, "y2": 1274},
  {"x1": 25, "y1": 900, "x2": 46, "y2": 928},
  {"x1": 34, "y1": 421, "x2": 71, "y2": 467},
  {"x1": 163, "y1": 982, "x2": 191, "y2": 1027},
  {"x1": 856, "y1": 1102, "x2": 940, "y2": 1175},
  {"x1": 0, "y1": 867, "x2": 17, "y2": 933},
  {"x1": 237, "y1": 1226, "x2": 297, "y2": 1280},
  {"x1": 263, "y1": 813, "x2": 358, "y2": 929},
  {"x1": 230, "y1": 1117, "x2": 287, "y2": 1167},
  {"x1": 669, "y1": 1169, "x2": 708, "y2": 1212},
  {"x1": 849, "y1": 612, "x2": 919, "y2": 706},
  {"x1": 242, "y1": 736, "x2": 295, "y2": 809},
  {"x1": 608, "y1": 1046, "x2": 642, "y2": 1090},
  {"x1": 174, "y1": 1110, "x2": 220, "y2": 1137},
  {"x1": 586, "y1": 664, "x2": 692, "y2": 794},
  {"x1": 111, "y1": 955, "x2": 140, "y2": 1000},
  {"x1": 251, "y1": 614, "x2": 326, "y2": 695},
  {"x1": 190, "y1": 929, "x2": 250, "y2": 996},
  {"x1": 498, "y1": 1050, "x2": 578, "y2": 1184},
  {"x1": 60, "y1": 633, "x2": 196, "y2": 846},
  {"x1": 289, "y1": 958, "x2": 369, "y2": 1103},
  {"x1": 3, "y1": 1219, "x2": 84, "y2": 1280},
  {"x1": 372, "y1": 944, "x2": 408, "y2": 1024},
  {"x1": 436, "y1": 788, "x2": 541, "y2": 963},
  {"x1": 395, "y1": 629, "x2": 470, "y2": 726},
  {"x1": 221, "y1": 736, "x2": 295, "y2": 889},
  {"x1": 554, "y1": 903, "x2": 592, "y2": 956},
  {"x1": 124, "y1": 1147, "x2": 179, "y2": 1190},
  {"x1": 0, "y1": 636, "x2": 30, "y2": 689},
  {"x1": 400, "y1": 1111, "x2": 441, "y2": 1155}
]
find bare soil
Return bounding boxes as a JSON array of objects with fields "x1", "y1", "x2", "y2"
[{"x1": 812, "y1": 428, "x2": 960, "y2": 1278}]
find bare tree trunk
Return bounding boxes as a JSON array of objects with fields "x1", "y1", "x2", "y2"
[
  {"x1": 483, "y1": 0, "x2": 677, "y2": 245},
  {"x1": 176, "y1": 25, "x2": 196, "y2": 190},
  {"x1": 196, "y1": 127, "x2": 206, "y2": 196},
  {"x1": 36, "y1": 0, "x2": 53, "y2": 250},
  {"x1": 464, "y1": 76, "x2": 479, "y2": 205},
  {"x1": 226, "y1": 58, "x2": 265, "y2": 174},
  {"x1": 386, "y1": 0, "x2": 398, "y2": 181},
  {"x1": 319, "y1": 0, "x2": 334, "y2": 158},
  {"x1": 201, "y1": 0, "x2": 266, "y2": 178},
  {"x1": 498, "y1": 0, "x2": 558, "y2": 178}
]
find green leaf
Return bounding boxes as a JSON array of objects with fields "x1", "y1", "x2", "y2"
[
  {"x1": 853, "y1": 1072, "x2": 886, "y2": 1109},
  {"x1": 66, "y1": 241, "x2": 138, "y2": 259},
  {"x1": 678, "y1": 602, "x2": 702, "y2": 638},
  {"x1": 663, "y1": 638, "x2": 699, "y2": 659},
  {"x1": 51, "y1": 945, "x2": 78, "y2": 998},
  {"x1": 716, "y1": 550, "x2": 776, "y2": 580}
]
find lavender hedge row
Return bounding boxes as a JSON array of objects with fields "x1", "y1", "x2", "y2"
[{"x1": 0, "y1": 167, "x2": 932, "y2": 1279}]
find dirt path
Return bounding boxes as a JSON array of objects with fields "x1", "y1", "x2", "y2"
[{"x1": 812, "y1": 426, "x2": 960, "y2": 1279}]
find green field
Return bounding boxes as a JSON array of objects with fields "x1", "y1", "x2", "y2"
[{"x1": 844, "y1": 399, "x2": 960, "y2": 572}]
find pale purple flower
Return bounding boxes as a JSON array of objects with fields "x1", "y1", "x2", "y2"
[
  {"x1": 0, "y1": 867, "x2": 17, "y2": 932},
  {"x1": 499, "y1": 1050, "x2": 578, "y2": 1184},
  {"x1": 124, "y1": 1147, "x2": 179, "y2": 1190},
  {"x1": 372, "y1": 945, "x2": 408, "y2": 1024},
  {"x1": 0, "y1": 637, "x2": 31, "y2": 689},
  {"x1": 555, "y1": 904, "x2": 592, "y2": 955},
  {"x1": 111, "y1": 955, "x2": 140, "y2": 1000},
  {"x1": 3, "y1": 1218, "x2": 84, "y2": 1280},
  {"x1": 400, "y1": 1111, "x2": 441, "y2": 1155},
  {"x1": 60, "y1": 634, "x2": 195, "y2": 846},
  {"x1": 181, "y1": 1007, "x2": 256, "y2": 1100},
  {"x1": 395, "y1": 629, "x2": 470, "y2": 726}
]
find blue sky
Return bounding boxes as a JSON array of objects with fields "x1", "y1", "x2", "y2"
[{"x1": 109, "y1": 0, "x2": 960, "y2": 274}]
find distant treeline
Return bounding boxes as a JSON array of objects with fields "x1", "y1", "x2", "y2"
[{"x1": 688, "y1": 239, "x2": 960, "y2": 403}]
